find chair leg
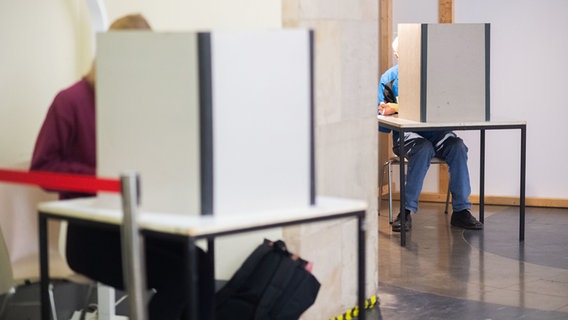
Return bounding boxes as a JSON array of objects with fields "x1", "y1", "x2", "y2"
[
  {"x1": 388, "y1": 162, "x2": 393, "y2": 224},
  {"x1": 0, "y1": 287, "x2": 15, "y2": 318},
  {"x1": 0, "y1": 283, "x2": 63, "y2": 320},
  {"x1": 379, "y1": 163, "x2": 385, "y2": 217},
  {"x1": 0, "y1": 297, "x2": 6, "y2": 319},
  {"x1": 444, "y1": 179, "x2": 451, "y2": 214},
  {"x1": 98, "y1": 283, "x2": 120, "y2": 319},
  {"x1": 48, "y1": 283, "x2": 58, "y2": 320}
]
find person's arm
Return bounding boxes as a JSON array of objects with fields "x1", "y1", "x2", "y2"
[
  {"x1": 378, "y1": 102, "x2": 398, "y2": 116},
  {"x1": 377, "y1": 75, "x2": 394, "y2": 133},
  {"x1": 378, "y1": 81, "x2": 386, "y2": 107},
  {"x1": 378, "y1": 68, "x2": 398, "y2": 116},
  {"x1": 30, "y1": 94, "x2": 95, "y2": 176}
]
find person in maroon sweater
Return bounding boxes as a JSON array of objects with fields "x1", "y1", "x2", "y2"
[
  {"x1": 31, "y1": 78, "x2": 96, "y2": 199},
  {"x1": 30, "y1": 14, "x2": 212, "y2": 319}
]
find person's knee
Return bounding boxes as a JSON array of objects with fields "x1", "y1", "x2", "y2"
[
  {"x1": 411, "y1": 139, "x2": 435, "y2": 158},
  {"x1": 444, "y1": 137, "x2": 468, "y2": 155}
]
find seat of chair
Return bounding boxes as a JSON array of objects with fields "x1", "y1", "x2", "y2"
[{"x1": 386, "y1": 156, "x2": 447, "y2": 165}]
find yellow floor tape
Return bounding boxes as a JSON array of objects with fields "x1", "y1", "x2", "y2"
[{"x1": 330, "y1": 295, "x2": 379, "y2": 320}]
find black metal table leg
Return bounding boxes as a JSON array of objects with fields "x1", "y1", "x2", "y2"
[
  {"x1": 38, "y1": 213, "x2": 51, "y2": 320},
  {"x1": 480, "y1": 130, "x2": 486, "y2": 222},
  {"x1": 398, "y1": 128, "x2": 406, "y2": 246},
  {"x1": 520, "y1": 125, "x2": 526, "y2": 241},
  {"x1": 207, "y1": 238, "x2": 215, "y2": 319},
  {"x1": 357, "y1": 212, "x2": 366, "y2": 320},
  {"x1": 186, "y1": 238, "x2": 199, "y2": 320}
]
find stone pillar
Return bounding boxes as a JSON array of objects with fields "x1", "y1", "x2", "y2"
[{"x1": 282, "y1": 1, "x2": 379, "y2": 318}]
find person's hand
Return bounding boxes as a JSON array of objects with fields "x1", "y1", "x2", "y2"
[{"x1": 379, "y1": 102, "x2": 397, "y2": 116}]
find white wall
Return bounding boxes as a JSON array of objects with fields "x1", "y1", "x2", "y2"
[
  {"x1": 394, "y1": 0, "x2": 438, "y2": 28},
  {"x1": 105, "y1": 0, "x2": 281, "y2": 31},
  {"x1": 0, "y1": 0, "x2": 91, "y2": 167},
  {"x1": 393, "y1": 0, "x2": 568, "y2": 199},
  {"x1": 456, "y1": 0, "x2": 568, "y2": 199}
]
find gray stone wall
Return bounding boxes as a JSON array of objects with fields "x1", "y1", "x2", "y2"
[{"x1": 282, "y1": 0, "x2": 379, "y2": 318}]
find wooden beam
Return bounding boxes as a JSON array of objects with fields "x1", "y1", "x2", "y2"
[
  {"x1": 378, "y1": 0, "x2": 393, "y2": 195},
  {"x1": 379, "y1": 0, "x2": 393, "y2": 74},
  {"x1": 439, "y1": 0, "x2": 454, "y2": 23}
]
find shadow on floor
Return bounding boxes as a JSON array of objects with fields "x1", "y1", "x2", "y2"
[
  {"x1": 464, "y1": 206, "x2": 568, "y2": 269},
  {"x1": 369, "y1": 282, "x2": 568, "y2": 320},
  {"x1": 374, "y1": 202, "x2": 568, "y2": 320}
]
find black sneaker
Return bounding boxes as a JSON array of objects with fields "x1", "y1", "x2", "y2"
[
  {"x1": 451, "y1": 209, "x2": 483, "y2": 230},
  {"x1": 392, "y1": 210, "x2": 412, "y2": 232}
]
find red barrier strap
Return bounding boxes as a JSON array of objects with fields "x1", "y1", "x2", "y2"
[{"x1": 0, "y1": 169, "x2": 120, "y2": 194}]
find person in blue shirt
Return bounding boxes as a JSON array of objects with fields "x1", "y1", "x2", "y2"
[{"x1": 378, "y1": 37, "x2": 483, "y2": 232}]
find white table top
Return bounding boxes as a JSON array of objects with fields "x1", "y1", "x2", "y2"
[
  {"x1": 377, "y1": 115, "x2": 526, "y2": 129},
  {"x1": 38, "y1": 195, "x2": 367, "y2": 237}
]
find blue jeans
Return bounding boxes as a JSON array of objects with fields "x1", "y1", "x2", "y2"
[{"x1": 393, "y1": 131, "x2": 472, "y2": 213}]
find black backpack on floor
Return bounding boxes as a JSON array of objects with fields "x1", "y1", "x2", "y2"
[{"x1": 215, "y1": 239, "x2": 321, "y2": 320}]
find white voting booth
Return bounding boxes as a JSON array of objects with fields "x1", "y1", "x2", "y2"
[
  {"x1": 96, "y1": 29, "x2": 314, "y2": 278},
  {"x1": 397, "y1": 23, "x2": 490, "y2": 122}
]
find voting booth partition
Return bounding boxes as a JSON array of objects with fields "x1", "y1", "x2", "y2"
[
  {"x1": 397, "y1": 23, "x2": 490, "y2": 122},
  {"x1": 96, "y1": 29, "x2": 314, "y2": 279}
]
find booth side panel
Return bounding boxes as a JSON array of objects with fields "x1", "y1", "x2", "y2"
[
  {"x1": 97, "y1": 32, "x2": 202, "y2": 216},
  {"x1": 210, "y1": 30, "x2": 313, "y2": 215}
]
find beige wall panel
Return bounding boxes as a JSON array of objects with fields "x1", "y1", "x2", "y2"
[
  {"x1": 97, "y1": 32, "x2": 201, "y2": 215},
  {"x1": 398, "y1": 23, "x2": 423, "y2": 122}
]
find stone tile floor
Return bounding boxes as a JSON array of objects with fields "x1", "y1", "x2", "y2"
[{"x1": 365, "y1": 203, "x2": 568, "y2": 320}]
